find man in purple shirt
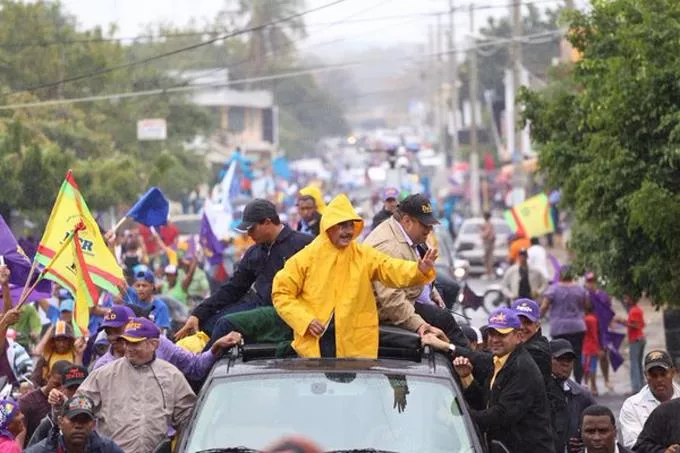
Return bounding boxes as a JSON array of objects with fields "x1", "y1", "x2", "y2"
[{"x1": 93, "y1": 305, "x2": 239, "y2": 381}]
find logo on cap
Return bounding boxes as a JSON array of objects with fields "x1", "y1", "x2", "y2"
[
  {"x1": 421, "y1": 204, "x2": 433, "y2": 214},
  {"x1": 65, "y1": 368, "x2": 86, "y2": 381},
  {"x1": 125, "y1": 320, "x2": 143, "y2": 331},
  {"x1": 516, "y1": 304, "x2": 533, "y2": 312},
  {"x1": 105, "y1": 312, "x2": 117, "y2": 321},
  {"x1": 648, "y1": 351, "x2": 665, "y2": 361},
  {"x1": 490, "y1": 311, "x2": 506, "y2": 323}
]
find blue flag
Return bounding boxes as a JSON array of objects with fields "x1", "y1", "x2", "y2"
[
  {"x1": 126, "y1": 188, "x2": 169, "y2": 227},
  {"x1": 0, "y1": 215, "x2": 50, "y2": 292}
]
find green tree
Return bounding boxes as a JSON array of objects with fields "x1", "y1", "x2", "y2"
[
  {"x1": 0, "y1": 1, "x2": 213, "y2": 224},
  {"x1": 520, "y1": 0, "x2": 680, "y2": 304},
  {"x1": 236, "y1": 0, "x2": 307, "y2": 76}
]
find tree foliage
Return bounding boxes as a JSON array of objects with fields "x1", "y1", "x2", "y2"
[
  {"x1": 520, "y1": 0, "x2": 680, "y2": 304},
  {"x1": 0, "y1": 1, "x2": 213, "y2": 226}
]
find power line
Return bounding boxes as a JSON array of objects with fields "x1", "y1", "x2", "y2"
[
  {"x1": 0, "y1": 0, "x2": 563, "y2": 51},
  {"x1": 0, "y1": 28, "x2": 566, "y2": 111},
  {"x1": 8, "y1": 0, "x2": 350, "y2": 96}
]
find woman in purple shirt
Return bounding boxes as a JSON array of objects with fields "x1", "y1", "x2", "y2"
[{"x1": 540, "y1": 265, "x2": 589, "y2": 383}]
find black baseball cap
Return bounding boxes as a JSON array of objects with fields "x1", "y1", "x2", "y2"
[
  {"x1": 550, "y1": 339, "x2": 576, "y2": 359},
  {"x1": 398, "y1": 194, "x2": 440, "y2": 226},
  {"x1": 62, "y1": 395, "x2": 95, "y2": 420},
  {"x1": 235, "y1": 199, "x2": 279, "y2": 232},
  {"x1": 62, "y1": 365, "x2": 88, "y2": 388},
  {"x1": 644, "y1": 350, "x2": 674, "y2": 372}
]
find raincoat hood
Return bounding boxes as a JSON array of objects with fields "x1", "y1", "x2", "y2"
[
  {"x1": 319, "y1": 194, "x2": 363, "y2": 243},
  {"x1": 299, "y1": 185, "x2": 327, "y2": 215}
]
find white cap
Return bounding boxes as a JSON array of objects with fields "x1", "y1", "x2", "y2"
[{"x1": 164, "y1": 264, "x2": 178, "y2": 274}]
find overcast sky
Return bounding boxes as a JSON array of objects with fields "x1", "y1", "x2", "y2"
[{"x1": 60, "y1": 0, "x2": 585, "y2": 48}]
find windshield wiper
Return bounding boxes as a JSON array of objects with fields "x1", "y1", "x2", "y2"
[{"x1": 195, "y1": 448, "x2": 261, "y2": 453}]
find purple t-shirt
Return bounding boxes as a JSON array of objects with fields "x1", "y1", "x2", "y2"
[{"x1": 544, "y1": 283, "x2": 587, "y2": 336}]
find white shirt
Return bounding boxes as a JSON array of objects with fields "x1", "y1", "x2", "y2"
[
  {"x1": 585, "y1": 447, "x2": 620, "y2": 453},
  {"x1": 619, "y1": 383, "x2": 680, "y2": 448},
  {"x1": 527, "y1": 244, "x2": 549, "y2": 278}
]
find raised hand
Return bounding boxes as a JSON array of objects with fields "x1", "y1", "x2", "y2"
[{"x1": 417, "y1": 248, "x2": 439, "y2": 275}]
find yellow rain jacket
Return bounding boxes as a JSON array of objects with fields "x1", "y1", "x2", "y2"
[
  {"x1": 299, "y1": 185, "x2": 326, "y2": 214},
  {"x1": 272, "y1": 194, "x2": 435, "y2": 358}
]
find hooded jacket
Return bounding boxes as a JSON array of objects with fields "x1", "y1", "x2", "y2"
[
  {"x1": 272, "y1": 194, "x2": 435, "y2": 358},
  {"x1": 298, "y1": 185, "x2": 326, "y2": 214}
]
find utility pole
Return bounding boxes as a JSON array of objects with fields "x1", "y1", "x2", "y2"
[
  {"x1": 448, "y1": 0, "x2": 459, "y2": 166},
  {"x1": 511, "y1": 0, "x2": 523, "y2": 160},
  {"x1": 428, "y1": 24, "x2": 435, "y2": 130},
  {"x1": 561, "y1": 0, "x2": 576, "y2": 62},
  {"x1": 469, "y1": 5, "x2": 481, "y2": 216},
  {"x1": 436, "y1": 14, "x2": 443, "y2": 150}
]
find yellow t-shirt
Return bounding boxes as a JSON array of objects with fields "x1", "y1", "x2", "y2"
[
  {"x1": 489, "y1": 354, "x2": 510, "y2": 389},
  {"x1": 44, "y1": 351, "x2": 76, "y2": 379}
]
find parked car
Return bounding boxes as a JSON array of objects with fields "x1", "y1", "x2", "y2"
[
  {"x1": 453, "y1": 217, "x2": 513, "y2": 276},
  {"x1": 172, "y1": 326, "x2": 486, "y2": 453}
]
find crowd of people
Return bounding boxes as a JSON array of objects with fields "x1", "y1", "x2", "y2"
[{"x1": 0, "y1": 182, "x2": 674, "y2": 453}]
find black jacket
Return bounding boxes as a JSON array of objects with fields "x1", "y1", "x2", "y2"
[
  {"x1": 634, "y1": 398, "x2": 680, "y2": 453},
  {"x1": 463, "y1": 344, "x2": 556, "y2": 453},
  {"x1": 27, "y1": 415, "x2": 54, "y2": 447},
  {"x1": 192, "y1": 225, "x2": 313, "y2": 324},
  {"x1": 552, "y1": 378, "x2": 596, "y2": 453},
  {"x1": 524, "y1": 329, "x2": 552, "y2": 381},
  {"x1": 371, "y1": 208, "x2": 393, "y2": 230},
  {"x1": 25, "y1": 430, "x2": 124, "y2": 453},
  {"x1": 296, "y1": 212, "x2": 322, "y2": 237}
]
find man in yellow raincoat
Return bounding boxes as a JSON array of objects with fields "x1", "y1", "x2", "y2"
[
  {"x1": 296, "y1": 185, "x2": 325, "y2": 237},
  {"x1": 272, "y1": 194, "x2": 438, "y2": 358}
]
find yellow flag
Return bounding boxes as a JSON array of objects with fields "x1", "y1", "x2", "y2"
[{"x1": 35, "y1": 171, "x2": 123, "y2": 296}]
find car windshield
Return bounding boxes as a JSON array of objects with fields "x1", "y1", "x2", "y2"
[
  {"x1": 173, "y1": 218, "x2": 201, "y2": 235},
  {"x1": 460, "y1": 222, "x2": 482, "y2": 235},
  {"x1": 185, "y1": 372, "x2": 474, "y2": 453}
]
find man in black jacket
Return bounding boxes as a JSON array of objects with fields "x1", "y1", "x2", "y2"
[
  {"x1": 634, "y1": 398, "x2": 680, "y2": 452},
  {"x1": 371, "y1": 187, "x2": 399, "y2": 230},
  {"x1": 296, "y1": 194, "x2": 322, "y2": 237},
  {"x1": 550, "y1": 339, "x2": 596, "y2": 453},
  {"x1": 175, "y1": 199, "x2": 312, "y2": 340},
  {"x1": 26, "y1": 395, "x2": 123, "y2": 453},
  {"x1": 453, "y1": 307, "x2": 555, "y2": 453},
  {"x1": 512, "y1": 297, "x2": 565, "y2": 449}
]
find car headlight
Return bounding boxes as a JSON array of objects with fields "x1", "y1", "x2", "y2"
[{"x1": 453, "y1": 267, "x2": 467, "y2": 279}]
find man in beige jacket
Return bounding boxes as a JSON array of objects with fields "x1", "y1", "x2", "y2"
[
  {"x1": 77, "y1": 318, "x2": 196, "y2": 453},
  {"x1": 364, "y1": 194, "x2": 469, "y2": 348}
]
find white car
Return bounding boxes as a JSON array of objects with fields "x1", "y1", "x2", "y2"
[{"x1": 454, "y1": 217, "x2": 513, "y2": 276}]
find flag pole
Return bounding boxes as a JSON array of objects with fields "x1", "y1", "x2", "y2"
[
  {"x1": 17, "y1": 225, "x2": 80, "y2": 308},
  {"x1": 111, "y1": 216, "x2": 128, "y2": 234},
  {"x1": 18, "y1": 257, "x2": 41, "y2": 304}
]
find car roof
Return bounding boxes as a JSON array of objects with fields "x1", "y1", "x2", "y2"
[{"x1": 208, "y1": 353, "x2": 456, "y2": 381}]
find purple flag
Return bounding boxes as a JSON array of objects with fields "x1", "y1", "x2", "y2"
[
  {"x1": 607, "y1": 332, "x2": 627, "y2": 371},
  {"x1": 0, "y1": 215, "x2": 50, "y2": 292},
  {"x1": 590, "y1": 288, "x2": 626, "y2": 370},
  {"x1": 199, "y1": 214, "x2": 224, "y2": 266},
  {"x1": 1, "y1": 284, "x2": 52, "y2": 305}
]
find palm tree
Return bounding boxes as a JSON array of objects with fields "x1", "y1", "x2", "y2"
[{"x1": 237, "y1": 0, "x2": 307, "y2": 77}]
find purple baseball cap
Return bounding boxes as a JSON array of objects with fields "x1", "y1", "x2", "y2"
[
  {"x1": 511, "y1": 298, "x2": 540, "y2": 323},
  {"x1": 101, "y1": 305, "x2": 135, "y2": 329},
  {"x1": 383, "y1": 187, "x2": 399, "y2": 201},
  {"x1": 120, "y1": 317, "x2": 160, "y2": 343},
  {"x1": 487, "y1": 308, "x2": 521, "y2": 334}
]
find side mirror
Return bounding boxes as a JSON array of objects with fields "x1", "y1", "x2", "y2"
[
  {"x1": 490, "y1": 440, "x2": 511, "y2": 453},
  {"x1": 151, "y1": 439, "x2": 172, "y2": 453}
]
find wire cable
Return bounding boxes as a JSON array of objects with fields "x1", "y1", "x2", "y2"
[{"x1": 8, "y1": 0, "x2": 350, "y2": 95}]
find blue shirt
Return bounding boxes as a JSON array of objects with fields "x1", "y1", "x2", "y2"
[
  {"x1": 88, "y1": 293, "x2": 115, "y2": 336},
  {"x1": 123, "y1": 288, "x2": 171, "y2": 330}
]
